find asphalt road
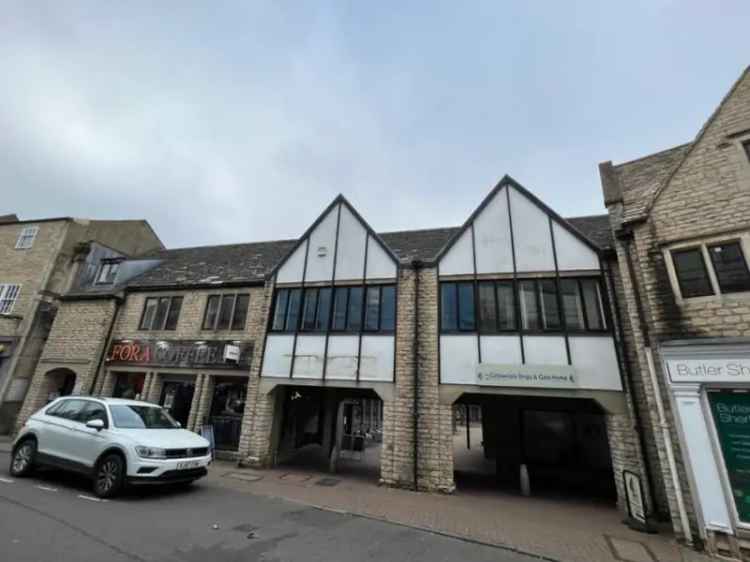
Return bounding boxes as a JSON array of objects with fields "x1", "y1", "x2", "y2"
[{"x1": 0, "y1": 450, "x2": 540, "y2": 562}]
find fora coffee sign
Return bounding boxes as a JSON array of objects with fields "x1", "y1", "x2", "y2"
[
  {"x1": 666, "y1": 358, "x2": 750, "y2": 384},
  {"x1": 106, "y1": 339, "x2": 253, "y2": 369}
]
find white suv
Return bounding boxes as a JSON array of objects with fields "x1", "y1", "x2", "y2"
[{"x1": 10, "y1": 397, "x2": 212, "y2": 498}]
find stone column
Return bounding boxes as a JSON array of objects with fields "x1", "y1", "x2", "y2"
[
  {"x1": 147, "y1": 373, "x2": 163, "y2": 404},
  {"x1": 186, "y1": 374, "x2": 204, "y2": 432},
  {"x1": 193, "y1": 375, "x2": 214, "y2": 430},
  {"x1": 139, "y1": 373, "x2": 153, "y2": 402},
  {"x1": 100, "y1": 370, "x2": 117, "y2": 397}
]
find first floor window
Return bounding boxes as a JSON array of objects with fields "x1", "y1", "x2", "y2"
[
  {"x1": 440, "y1": 282, "x2": 475, "y2": 331},
  {"x1": 140, "y1": 296, "x2": 183, "y2": 330},
  {"x1": 672, "y1": 247, "x2": 714, "y2": 298},
  {"x1": 203, "y1": 293, "x2": 251, "y2": 331},
  {"x1": 708, "y1": 242, "x2": 750, "y2": 294},
  {"x1": 476, "y1": 281, "x2": 516, "y2": 332},
  {"x1": 518, "y1": 280, "x2": 540, "y2": 331},
  {"x1": 560, "y1": 278, "x2": 607, "y2": 331},
  {"x1": 15, "y1": 226, "x2": 38, "y2": 249},
  {"x1": 0, "y1": 284, "x2": 21, "y2": 315}
]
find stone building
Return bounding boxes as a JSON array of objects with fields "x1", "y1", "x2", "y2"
[
  {"x1": 600, "y1": 66, "x2": 750, "y2": 557},
  {"x1": 0, "y1": 215, "x2": 162, "y2": 434},
  {"x1": 17, "y1": 179, "x2": 651, "y2": 526}
]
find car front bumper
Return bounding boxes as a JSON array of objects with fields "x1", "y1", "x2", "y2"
[{"x1": 127, "y1": 455, "x2": 212, "y2": 485}]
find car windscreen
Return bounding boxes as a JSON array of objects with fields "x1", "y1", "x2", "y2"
[{"x1": 110, "y1": 405, "x2": 179, "y2": 429}]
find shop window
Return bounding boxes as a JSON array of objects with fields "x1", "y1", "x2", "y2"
[
  {"x1": 270, "y1": 285, "x2": 394, "y2": 333},
  {"x1": 139, "y1": 296, "x2": 183, "y2": 330},
  {"x1": 672, "y1": 248, "x2": 715, "y2": 298},
  {"x1": 708, "y1": 242, "x2": 750, "y2": 294},
  {"x1": 95, "y1": 261, "x2": 120, "y2": 285},
  {"x1": 0, "y1": 284, "x2": 21, "y2": 315},
  {"x1": 202, "y1": 293, "x2": 250, "y2": 331},
  {"x1": 15, "y1": 225, "x2": 38, "y2": 250}
]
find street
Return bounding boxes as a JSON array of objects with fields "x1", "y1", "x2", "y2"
[{"x1": 0, "y1": 450, "x2": 539, "y2": 562}]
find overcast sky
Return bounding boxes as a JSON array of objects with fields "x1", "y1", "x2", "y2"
[{"x1": 2, "y1": 2, "x2": 749, "y2": 248}]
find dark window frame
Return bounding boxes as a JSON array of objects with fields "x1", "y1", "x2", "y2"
[
  {"x1": 95, "y1": 261, "x2": 120, "y2": 285},
  {"x1": 671, "y1": 246, "x2": 715, "y2": 299},
  {"x1": 439, "y1": 281, "x2": 477, "y2": 334},
  {"x1": 707, "y1": 240, "x2": 750, "y2": 295},
  {"x1": 201, "y1": 293, "x2": 251, "y2": 331},
  {"x1": 269, "y1": 284, "x2": 395, "y2": 335},
  {"x1": 440, "y1": 277, "x2": 609, "y2": 335},
  {"x1": 139, "y1": 296, "x2": 183, "y2": 331}
]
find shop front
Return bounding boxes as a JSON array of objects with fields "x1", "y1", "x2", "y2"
[
  {"x1": 104, "y1": 339, "x2": 253, "y2": 446},
  {"x1": 660, "y1": 338, "x2": 750, "y2": 546}
]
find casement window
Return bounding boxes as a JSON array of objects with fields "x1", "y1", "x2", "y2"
[
  {"x1": 95, "y1": 261, "x2": 120, "y2": 285},
  {"x1": 270, "y1": 285, "x2": 395, "y2": 333},
  {"x1": 670, "y1": 241, "x2": 750, "y2": 299},
  {"x1": 15, "y1": 226, "x2": 39, "y2": 250},
  {"x1": 0, "y1": 284, "x2": 21, "y2": 315},
  {"x1": 708, "y1": 242, "x2": 750, "y2": 294},
  {"x1": 672, "y1": 248, "x2": 714, "y2": 298},
  {"x1": 139, "y1": 296, "x2": 183, "y2": 330},
  {"x1": 202, "y1": 293, "x2": 250, "y2": 331},
  {"x1": 440, "y1": 278, "x2": 607, "y2": 334}
]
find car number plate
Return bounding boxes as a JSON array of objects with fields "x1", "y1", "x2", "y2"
[{"x1": 176, "y1": 460, "x2": 200, "y2": 470}]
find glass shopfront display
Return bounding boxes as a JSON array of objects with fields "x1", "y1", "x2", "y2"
[
  {"x1": 209, "y1": 379, "x2": 247, "y2": 450},
  {"x1": 159, "y1": 379, "x2": 195, "y2": 428},
  {"x1": 113, "y1": 372, "x2": 146, "y2": 399}
]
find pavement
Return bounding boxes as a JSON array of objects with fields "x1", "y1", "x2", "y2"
[{"x1": 0, "y1": 435, "x2": 714, "y2": 562}]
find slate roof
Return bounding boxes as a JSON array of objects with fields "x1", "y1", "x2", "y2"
[
  {"x1": 0, "y1": 214, "x2": 19, "y2": 224},
  {"x1": 115, "y1": 215, "x2": 609, "y2": 290},
  {"x1": 612, "y1": 143, "x2": 691, "y2": 224}
]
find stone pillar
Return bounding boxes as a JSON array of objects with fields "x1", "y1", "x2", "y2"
[
  {"x1": 100, "y1": 370, "x2": 117, "y2": 397},
  {"x1": 239, "y1": 383, "x2": 279, "y2": 465},
  {"x1": 147, "y1": 373, "x2": 163, "y2": 404},
  {"x1": 193, "y1": 375, "x2": 214, "y2": 429},
  {"x1": 186, "y1": 374, "x2": 204, "y2": 432},
  {"x1": 139, "y1": 373, "x2": 153, "y2": 401},
  {"x1": 606, "y1": 411, "x2": 651, "y2": 518}
]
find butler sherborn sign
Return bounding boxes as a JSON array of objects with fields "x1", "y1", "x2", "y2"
[{"x1": 106, "y1": 339, "x2": 253, "y2": 369}]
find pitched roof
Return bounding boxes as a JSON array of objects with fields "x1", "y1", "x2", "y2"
[
  {"x1": 0, "y1": 214, "x2": 19, "y2": 224},
  {"x1": 115, "y1": 212, "x2": 609, "y2": 290}
]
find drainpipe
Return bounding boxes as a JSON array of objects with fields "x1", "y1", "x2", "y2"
[
  {"x1": 88, "y1": 295, "x2": 123, "y2": 395},
  {"x1": 622, "y1": 234, "x2": 692, "y2": 547},
  {"x1": 604, "y1": 260, "x2": 657, "y2": 518},
  {"x1": 411, "y1": 259, "x2": 421, "y2": 492}
]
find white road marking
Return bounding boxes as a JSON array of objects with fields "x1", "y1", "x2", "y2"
[
  {"x1": 77, "y1": 494, "x2": 107, "y2": 503},
  {"x1": 0, "y1": 477, "x2": 14, "y2": 484},
  {"x1": 35, "y1": 485, "x2": 58, "y2": 492}
]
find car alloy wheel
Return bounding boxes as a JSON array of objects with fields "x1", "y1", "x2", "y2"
[
  {"x1": 11, "y1": 442, "x2": 34, "y2": 475},
  {"x1": 95, "y1": 455, "x2": 123, "y2": 498}
]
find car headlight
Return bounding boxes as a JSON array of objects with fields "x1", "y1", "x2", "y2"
[{"x1": 135, "y1": 446, "x2": 167, "y2": 459}]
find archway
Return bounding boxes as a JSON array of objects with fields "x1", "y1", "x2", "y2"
[{"x1": 44, "y1": 368, "x2": 77, "y2": 403}]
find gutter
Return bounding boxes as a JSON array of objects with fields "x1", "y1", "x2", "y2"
[
  {"x1": 620, "y1": 232, "x2": 693, "y2": 546},
  {"x1": 411, "y1": 259, "x2": 421, "y2": 491}
]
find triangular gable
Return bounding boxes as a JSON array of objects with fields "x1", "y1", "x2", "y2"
[
  {"x1": 273, "y1": 194, "x2": 399, "y2": 284},
  {"x1": 646, "y1": 65, "x2": 750, "y2": 218},
  {"x1": 437, "y1": 176, "x2": 600, "y2": 274}
]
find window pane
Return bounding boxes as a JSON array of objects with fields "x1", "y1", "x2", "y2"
[
  {"x1": 539, "y1": 280, "x2": 561, "y2": 330},
  {"x1": 519, "y1": 281, "x2": 540, "y2": 331},
  {"x1": 560, "y1": 279, "x2": 585, "y2": 331},
  {"x1": 380, "y1": 286, "x2": 396, "y2": 331},
  {"x1": 331, "y1": 288, "x2": 348, "y2": 331},
  {"x1": 315, "y1": 288, "x2": 332, "y2": 331},
  {"x1": 458, "y1": 282, "x2": 475, "y2": 331},
  {"x1": 672, "y1": 248, "x2": 713, "y2": 298},
  {"x1": 477, "y1": 282, "x2": 497, "y2": 332},
  {"x1": 581, "y1": 279, "x2": 606, "y2": 330},
  {"x1": 709, "y1": 243, "x2": 750, "y2": 294},
  {"x1": 140, "y1": 298, "x2": 157, "y2": 330},
  {"x1": 164, "y1": 297, "x2": 182, "y2": 330},
  {"x1": 347, "y1": 287, "x2": 364, "y2": 331},
  {"x1": 232, "y1": 294, "x2": 250, "y2": 330},
  {"x1": 152, "y1": 297, "x2": 170, "y2": 330},
  {"x1": 216, "y1": 295, "x2": 235, "y2": 330},
  {"x1": 272, "y1": 290, "x2": 289, "y2": 331},
  {"x1": 301, "y1": 288, "x2": 319, "y2": 331},
  {"x1": 286, "y1": 288, "x2": 303, "y2": 331},
  {"x1": 441, "y1": 283, "x2": 458, "y2": 331},
  {"x1": 364, "y1": 287, "x2": 381, "y2": 331},
  {"x1": 203, "y1": 295, "x2": 220, "y2": 330},
  {"x1": 496, "y1": 282, "x2": 516, "y2": 330}
]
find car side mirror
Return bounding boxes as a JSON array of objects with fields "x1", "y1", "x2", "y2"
[{"x1": 86, "y1": 419, "x2": 105, "y2": 431}]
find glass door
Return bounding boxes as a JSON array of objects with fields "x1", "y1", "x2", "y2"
[{"x1": 160, "y1": 381, "x2": 195, "y2": 428}]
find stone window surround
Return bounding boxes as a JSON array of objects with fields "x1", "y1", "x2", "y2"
[{"x1": 663, "y1": 232, "x2": 750, "y2": 305}]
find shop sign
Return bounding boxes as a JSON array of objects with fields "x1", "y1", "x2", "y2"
[
  {"x1": 666, "y1": 358, "x2": 750, "y2": 384},
  {"x1": 106, "y1": 339, "x2": 253, "y2": 369},
  {"x1": 623, "y1": 470, "x2": 647, "y2": 525},
  {"x1": 708, "y1": 391, "x2": 750, "y2": 524},
  {"x1": 476, "y1": 363, "x2": 577, "y2": 389}
]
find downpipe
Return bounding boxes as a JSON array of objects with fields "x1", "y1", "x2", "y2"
[{"x1": 411, "y1": 260, "x2": 421, "y2": 492}]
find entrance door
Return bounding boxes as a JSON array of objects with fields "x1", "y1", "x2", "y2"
[
  {"x1": 160, "y1": 381, "x2": 195, "y2": 428},
  {"x1": 209, "y1": 380, "x2": 247, "y2": 450}
]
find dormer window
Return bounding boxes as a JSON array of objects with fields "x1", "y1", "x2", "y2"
[
  {"x1": 15, "y1": 226, "x2": 39, "y2": 249},
  {"x1": 96, "y1": 261, "x2": 120, "y2": 285}
]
